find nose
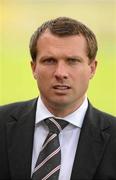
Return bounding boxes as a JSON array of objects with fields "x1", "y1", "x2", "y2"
[{"x1": 54, "y1": 61, "x2": 68, "y2": 80}]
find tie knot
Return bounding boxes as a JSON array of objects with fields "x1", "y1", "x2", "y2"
[{"x1": 44, "y1": 117, "x2": 68, "y2": 134}]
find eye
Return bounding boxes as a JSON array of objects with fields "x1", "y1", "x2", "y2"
[
  {"x1": 67, "y1": 57, "x2": 82, "y2": 64},
  {"x1": 41, "y1": 57, "x2": 57, "y2": 65}
]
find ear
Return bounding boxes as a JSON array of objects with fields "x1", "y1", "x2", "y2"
[
  {"x1": 30, "y1": 61, "x2": 37, "y2": 79},
  {"x1": 89, "y1": 60, "x2": 97, "y2": 79}
]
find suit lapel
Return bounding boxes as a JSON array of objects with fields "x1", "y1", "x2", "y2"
[
  {"x1": 6, "y1": 99, "x2": 37, "y2": 179},
  {"x1": 71, "y1": 103, "x2": 110, "y2": 180}
]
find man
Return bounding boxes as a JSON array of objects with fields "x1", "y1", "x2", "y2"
[{"x1": 0, "y1": 17, "x2": 116, "y2": 180}]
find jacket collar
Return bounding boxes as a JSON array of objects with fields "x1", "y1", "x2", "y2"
[
  {"x1": 71, "y1": 103, "x2": 110, "y2": 180},
  {"x1": 6, "y1": 98, "x2": 38, "y2": 179}
]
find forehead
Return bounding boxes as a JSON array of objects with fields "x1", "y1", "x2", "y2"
[{"x1": 36, "y1": 31, "x2": 87, "y2": 56}]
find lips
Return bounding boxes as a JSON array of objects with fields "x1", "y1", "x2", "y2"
[{"x1": 53, "y1": 85, "x2": 71, "y2": 90}]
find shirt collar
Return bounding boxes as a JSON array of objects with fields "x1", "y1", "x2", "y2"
[{"x1": 35, "y1": 97, "x2": 88, "y2": 128}]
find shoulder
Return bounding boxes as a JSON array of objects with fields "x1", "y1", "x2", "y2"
[
  {"x1": 86, "y1": 101, "x2": 116, "y2": 128},
  {"x1": 88, "y1": 103, "x2": 116, "y2": 132},
  {"x1": 88, "y1": 101, "x2": 116, "y2": 121},
  {"x1": 93, "y1": 106, "x2": 116, "y2": 122},
  {"x1": 0, "y1": 98, "x2": 38, "y2": 122},
  {"x1": 0, "y1": 98, "x2": 37, "y2": 111}
]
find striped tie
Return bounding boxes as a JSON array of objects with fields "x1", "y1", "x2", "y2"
[{"x1": 32, "y1": 117, "x2": 68, "y2": 180}]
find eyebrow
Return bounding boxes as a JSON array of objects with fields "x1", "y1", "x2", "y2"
[
  {"x1": 39, "y1": 55, "x2": 84, "y2": 61},
  {"x1": 66, "y1": 56, "x2": 83, "y2": 61},
  {"x1": 39, "y1": 55, "x2": 54, "y2": 61}
]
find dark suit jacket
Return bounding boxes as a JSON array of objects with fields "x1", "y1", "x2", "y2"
[{"x1": 0, "y1": 98, "x2": 116, "y2": 180}]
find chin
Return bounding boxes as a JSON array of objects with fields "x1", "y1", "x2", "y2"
[{"x1": 51, "y1": 99, "x2": 70, "y2": 108}]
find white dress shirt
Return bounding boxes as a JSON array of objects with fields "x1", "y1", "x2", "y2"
[{"x1": 31, "y1": 97, "x2": 88, "y2": 180}]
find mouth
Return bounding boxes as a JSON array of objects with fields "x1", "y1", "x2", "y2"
[{"x1": 53, "y1": 85, "x2": 71, "y2": 90}]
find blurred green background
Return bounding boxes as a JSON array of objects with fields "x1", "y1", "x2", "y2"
[{"x1": 0, "y1": 0, "x2": 116, "y2": 116}]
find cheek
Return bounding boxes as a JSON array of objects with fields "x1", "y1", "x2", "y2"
[
  {"x1": 35, "y1": 69, "x2": 50, "y2": 86},
  {"x1": 74, "y1": 68, "x2": 91, "y2": 84},
  {"x1": 34, "y1": 66, "x2": 44, "y2": 80},
  {"x1": 82, "y1": 66, "x2": 92, "y2": 79}
]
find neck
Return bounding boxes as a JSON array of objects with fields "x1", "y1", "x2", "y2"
[{"x1": 41, "y1": 96, "x2": 86, "y2": 117}]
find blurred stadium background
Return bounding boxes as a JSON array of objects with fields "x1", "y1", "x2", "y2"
[{"x1": 0, "y1": 0, "x2": 116, "y2": 115}]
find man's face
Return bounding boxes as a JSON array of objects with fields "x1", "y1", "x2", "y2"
[{"x1": 31, "y1": 31, "x2": 97, "y2": 116}]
